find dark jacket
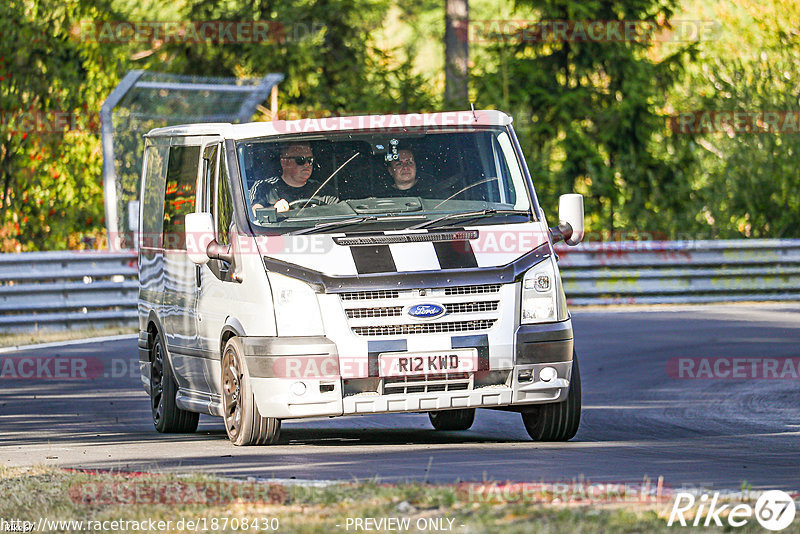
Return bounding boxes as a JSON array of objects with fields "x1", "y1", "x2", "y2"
[{"x1": 249, "y1": 176, "x2": 335, "y2": 206}]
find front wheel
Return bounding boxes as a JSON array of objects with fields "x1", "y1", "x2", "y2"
[
  {"x1": 150, "y1": 333, "x2": 199, "y2": 433},
  {"x1": 428, "y1": 409, "x2": 475, "y2": 431},
  {"x1": 221, "y1": 337, "x2": 281, "y2": 446},
  {"x1": 520, "y1": 352, "x2": 581, "y2": 441}
]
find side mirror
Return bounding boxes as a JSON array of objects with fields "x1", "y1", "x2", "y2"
[
  {"x1": 185, "y1": 212, "x2": 214, "y2": 264},
  {"x1": 549, "y1": 194, "x2": 584, "y2": 246}
]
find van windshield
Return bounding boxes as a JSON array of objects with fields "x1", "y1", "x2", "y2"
[{"x1": 236, "y1": 127, "x2": 534, "y2": 233}]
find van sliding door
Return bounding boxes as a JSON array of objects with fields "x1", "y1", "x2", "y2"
[{"x1": 160, "y1": 141, "x2": 202, "y2": 391}]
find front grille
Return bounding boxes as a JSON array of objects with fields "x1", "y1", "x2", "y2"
[
  {"x1": 446, "y1": 301, "x2": 499, "y2": 314},
  {"x1": 444, "y1": 284, "x2": 501, "y2": 296},
  {"x1": 383, "y1": 373, "x2": 471, "y2": 395},
  {"x1": 341, "y1": 283, "x2": 504, "y2": 337},
  {"x1": 345, "y1": 301, "x2": 499, "y2": 319},
  {"x1": 352, "y1": 319, "x2": 496, "y2": 337},
  {"x1": 346, "y1": 306, "x2": 403, "y2": 319},
  {"x1": 340, "y1": 289, "x2": 400, "y2": 301}
]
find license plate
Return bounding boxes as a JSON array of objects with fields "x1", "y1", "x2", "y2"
[{"x1": 379, "y1": 349, "x2": 478, "y2": 377}]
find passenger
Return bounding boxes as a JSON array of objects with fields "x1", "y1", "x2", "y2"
[
  {"x1": 250, "y1": 142, "x2": 334, "y2": 213},
  {"x1": 380, "y1": 149, "x2": 446, "y2": 198}
]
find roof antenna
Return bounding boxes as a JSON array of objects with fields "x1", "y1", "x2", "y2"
[{"x1": 470, "y1": 102, "x2": 477, "y2": 121}]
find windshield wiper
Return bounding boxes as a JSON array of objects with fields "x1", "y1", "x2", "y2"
[
  {"x1": 406, "y1": 209, "x2": 531, "y2": 231},
  {"x1": 289, "y1": 213, "x2": 427, "y2": 235},
  {"x1": 289, "y1": 216, "x2": 378, "y2": 235}
]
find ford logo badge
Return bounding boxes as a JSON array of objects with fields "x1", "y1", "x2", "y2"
[{"x1": 407, "y1": 303, "x2": 446, "y2": 320}]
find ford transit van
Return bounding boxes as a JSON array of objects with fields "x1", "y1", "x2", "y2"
[{"x1": 137, "y1": 110, "x2": 584, "y2": 445}]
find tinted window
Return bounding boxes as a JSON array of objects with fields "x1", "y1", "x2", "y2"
[
  {"x1": 236, "y1": 129, "x2": 532, "y2": 232},
  {"x1": 141, "y1": 144, "x2": 168, "y2": 248},
  {"x1": 202, "y1": 145, "x2": 215, "y2": 212},
  {"x1": 216, "y1": 153, "x2": 234, "y2": 246},
  {"x1": 163, "y1": 145, "x2": 200, "y2": 250}
]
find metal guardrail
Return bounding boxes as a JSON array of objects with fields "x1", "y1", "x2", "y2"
[
  {"x1": 1, "y1": 239, "x2": 799, "y2": 332},
  {"x1": 0, "y1": 251, "x2": 138, "y2": 332},
  {"x1": 555, "y1": 239, "x2": 800, "y2": 305}
]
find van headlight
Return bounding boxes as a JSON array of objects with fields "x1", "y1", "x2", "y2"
[
  {"x1": 267, "y1": 272, "x2": 324, "y2": 336},
  {"x1": 521, "y1": 260, "x2": 568, "y2": 324}
]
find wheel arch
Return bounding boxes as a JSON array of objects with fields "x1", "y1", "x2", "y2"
[
  {"x1": 220, "y1": 317, "x2": 246, "y2": 358},
  {"x1": 145, "y1": 311, "x2": 165, "y2": 361}
]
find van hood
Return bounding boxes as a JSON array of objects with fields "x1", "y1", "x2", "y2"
[{"x1": 254, "y1": 221, "x2": 551, "y2": 277}]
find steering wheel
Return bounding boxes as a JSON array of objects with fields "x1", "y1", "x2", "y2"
[{"x1": 288, "y1": 197, "x2": 331, "y2": 210}]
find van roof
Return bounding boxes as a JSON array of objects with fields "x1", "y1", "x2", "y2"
[{"x1": 144, "y1": 110, "x2": 513, "y2": 139}]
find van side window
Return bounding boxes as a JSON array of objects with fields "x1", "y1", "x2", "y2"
[
  {"x1": 163, "y1": 145, "x2": 200, "y2": 250},
  {"x1": 202, "y1": 144, "x2": 218, "y2": 213},
  {"x1": 141, "y1": 144, "x2": 169, "y2": 248},
  {"x1": 216, "y1": 153, "x2": 233, "y2": 247}
]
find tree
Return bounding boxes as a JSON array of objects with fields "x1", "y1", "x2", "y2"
[
  {"x1": 472, "y1": 0, "x2": 698, "y2": 239},
  {"x1": 444, "y1": 0, "x2": 468, "y2": 107},
  {"x1": 668, "y1": 0, "x2": 800, "y2": 238},
  {"x1": 143, "y1": 0, "x2": 435, "y2": 116},
  {"x1": 0, "y1": 0, "x2": 124, "y2": 251}
]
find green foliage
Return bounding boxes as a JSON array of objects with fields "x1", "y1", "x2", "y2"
[
  {"x1": 2, "y1": 0, "x2": 799, "y2": 249},
  {"x1": 0, "y1": 0, "x2": 124, "y2": 251},
  {"x1": 472, "y1": 0, "x2": 702, "y2": 239},
  {"x1": 136, "y1": 0, "x2": 438, "y2": 115},
  {"x1": 675, "y1": 50, "x2": 800, "y2": 238},
  {"x1": 667, "y1": 0, "x2": 800, "y2": 238}
]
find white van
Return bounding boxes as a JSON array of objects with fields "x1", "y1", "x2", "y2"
[{"x1": 137, "y1": 110, "x2": 584, "y2": 445}]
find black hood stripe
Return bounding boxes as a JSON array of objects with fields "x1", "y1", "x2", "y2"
[
  {"x1": 351, "y1": 245, "x2": 397, "y2": 274},
  {"x1": 262, "y1": 242, "x2": 550, "y2": 292},
  {"x1": 433, "y1": 239, "x2": 478, "y2": 269}
]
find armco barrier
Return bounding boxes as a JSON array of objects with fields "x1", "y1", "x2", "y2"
[
  {"x1": 1, "y1": 239, "x2": 799, "y2": 332},
  {"x1": 554, "y1": 239, "x2": 800, "y2": 305},
  {"x1": 0, "y1": 251, "x2": 138, "y2": 332}
]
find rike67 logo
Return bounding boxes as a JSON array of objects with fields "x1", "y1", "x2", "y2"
[{"x1": 668, "y1": 490, "x2": 796, "y2": 531}]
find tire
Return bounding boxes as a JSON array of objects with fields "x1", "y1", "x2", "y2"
[
  {"x1": 150, "y1": 333, "x2": 199, "y2": 433},
  {"x1": 428, "y1": 409, "x2": 476, "y2": 431},
  {"x1": 521, "y1": 351, "x2": 581, "y2": 441},
  {"x1": 221, "y1": 337, "x2": 281, "y2": 446}
]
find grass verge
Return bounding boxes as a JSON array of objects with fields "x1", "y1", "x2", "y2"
[
  {"x1": 0, "y1": 326, "x2": 136, "y2": 349},
  {"x1": 1, "y1": 467, "x2": 793, "y2": 533}
]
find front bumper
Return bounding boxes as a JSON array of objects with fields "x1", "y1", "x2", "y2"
[{"x1": 241, "y1": 323, "x2": 574, "y2": 419}]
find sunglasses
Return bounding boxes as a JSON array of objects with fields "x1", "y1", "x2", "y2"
[
  {"x1": 391, "y1": 159, "x2": 415, "y2": 168},
  {"x1": 282, "y1": 156, "x2": 314, "y2": 166}
]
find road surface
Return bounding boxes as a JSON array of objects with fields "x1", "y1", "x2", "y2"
[{"x1": 1, "y1": 304, "x2": 798, "y2": 490}]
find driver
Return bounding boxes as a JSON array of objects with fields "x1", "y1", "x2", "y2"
[{"x1": 249, "y1": 142, "x2": 334, "y2": 213}]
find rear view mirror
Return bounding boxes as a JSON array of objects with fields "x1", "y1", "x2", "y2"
[
  {"x1": 185, "y1": 212, "x2": 214, "y2": 264},
  {"x1": 549, "y1": 194, "x2": 584, "y2": 246}
]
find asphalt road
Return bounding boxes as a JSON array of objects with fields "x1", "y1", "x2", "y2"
[{"x1": 1, "y1": 304, "x2": 798, "y2": 490}]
